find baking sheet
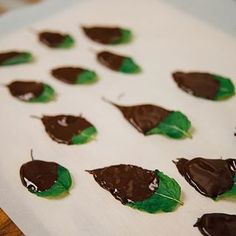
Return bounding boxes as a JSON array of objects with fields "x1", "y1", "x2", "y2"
[{"x1": 0, "y1": 0, "x2": 236, "y2": 235}]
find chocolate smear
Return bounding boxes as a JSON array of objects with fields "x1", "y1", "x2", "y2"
[
  {"x1": 20, "y1": 160, "x2": 58, "y2": 192},
  {"x1": 39, "y1": 31, "x2": 69, "y2": 48},
  {"x1": 82, "y1": 26, "x2": 122, "y2": 44},
  {"x1": 104, "y1": 99, "x2": 170, "y2": 134},
  {"x1": 87, "y1": 164, "x2": 158, "y2": 204},
  {"x1": 41, "y1": 115, "x2": 92, "y2": 144},
  {"x1": 8, "y1": 81, "x2": 44, "y2": 101},
  {"x1": 194, "y1": 213, "x2": 236, "y2": 236},
  {"x1": 51, "y1": 67, "x2": 85, "y2": 84},
  {"x1": 97, "y1": 51, "x2": 124, "y2": 71},
  {"x1": 174, "y1": 158, "x2": 236, "y2": 198},
  {"x1": 172, "y1": 71, "x2": 220, "y2": 100}
]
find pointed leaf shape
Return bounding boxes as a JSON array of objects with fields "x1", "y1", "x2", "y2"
[
  {"x1": 128, "y1": 171, "x2": 182, "y2": 213},
  {"x1": 40, "y1": 115, "x2": 97, "y2": 145},
  {"x1": 0, "y1": 51, "x2": 33, "y2": 66},
  {"x1": 39, "y1": 31, "x2": 75, "y2": 48},
  {"x1": 82, "y1": 26, "x2": 132, "y2": 45},
  {"x1": 97, "y1": 51, "x2": 141, "y2": 74},
  {"x1": 7, "y1": 81, "x2": 55, "y2": 103},
  {"x1": 147, "y1": 111, "x2": 192, "y2": 139},
  {"x1": 20, "y1": 160, "x2": 72, "y2": 198},
  {"x1": 174, "y1": 158, "x2": 236, "y2": 198}
]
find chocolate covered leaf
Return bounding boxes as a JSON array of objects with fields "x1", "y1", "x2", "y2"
[
  {"x1": 119, "y1": 57, "x2": 141, "y2": 74},
  {"x1": 58, "y1": 35, "x2": 75, "y2": 48},
  {"x1": 112, "y1": 28, "x2": 132, "y2": 44},
  {"x1": 0, "y1": 52, "x2": 33, "y2": 66},
  {"x1": 146, "y1": 111, "x2": 192, "y2": 139},
  {"x1": 35, "y1": 165, "x2": 72, "y2": 197},
  {"x1": 213, "y1": 74, "x2": 235, "y2": 100},
  {"x1": 77, "y1": 70, "x2": 98, "y2": 84},
  {"x1": 215, "y1": 175, "x2": 236, "y2": 200},
  {"x1": 30, "y1": 84, "x2": 56, "y2": 103},
  {"x1": 72, "y1": 126, "x2": 97, "y2": 144},
  {"x1": 128, "y1": 171, "x2": 182, "y2": 213}
]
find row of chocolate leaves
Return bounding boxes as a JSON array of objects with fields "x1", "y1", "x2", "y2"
[{"x1": 1, "y1": 26, "x2": 236, "y2": 236}]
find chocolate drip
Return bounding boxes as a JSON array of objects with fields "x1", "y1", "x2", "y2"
[
  {"x1": 41, "y1": 115, "x2": 92, "y2": 144},
  {"x1": 82, "y1": 26, "x2": 122, "y2": 44},
  {"x1": 39, "y1": 32, "x2": 67, "y2": 48},
  {"x1": 194, "y1": 213, "x2": 236, "y2": 236},
  {"x1": 97, "y1": 51, "x2": 124, "y2": 71},
  {"x1": 8, "y1": 81, "x2": 44, "y2": 101},
  {"x1": 20, "y1": 160, "x2": 58, "y2": 192},
  {"x1": 0, "y1": 51, "x2": 22, "y2": 64},
  {"x1": 109, "y1": 102, "x2": 170, "y2": 134},
  {"x1": 174, "y1": 158, "x2": 236, "y2": 197},
  {"x1": 51, "y1": 67, "x2": 85, "y2": 84},
  {"x1": 172, "y1": 71, "x2": 220, "y2": 100},
  {"x1": 87, "y1": 164, "x2": 158, "y2": 204}
]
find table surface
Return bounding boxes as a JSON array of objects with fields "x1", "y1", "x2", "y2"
[{"x1": 0, "y1": 209, "x2": 23, "y2": 236}]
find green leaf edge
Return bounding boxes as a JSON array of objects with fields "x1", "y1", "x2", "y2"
[
  {"x1": 29, "y1": 84, "x2": 56, "y2": 103},
  {"x1": 72, "y1": 126, "x2": 97, "y2": 144},
  {"x1": 0, "y1": 52, "x2": 34, "y2": 66},
  {"x1": 58, "y1": 35, "x2": 75, "y2": 48},
  {"x1": 213, "y1": 74, "x2": 235, "y2": 100},
  {"x1": 112, "y1": 28, "x2": 133, "y2": 44},
  {"x1": 119, "y1": 57, "x2": 141, "y2": 74},
  {"x1": 76, "y1": 70, "x2": 98, "y2": 84},
  {"x1": 214, "y1": 174, "x2": 236, "y2": 200},
  {"x1": 32, "y1": 165, "x2": 72, "y2": 198},
  {"x1": 146, "y1": 111, "x2": 192, "y2": 139},
  {"x1": 127, "y1": 171, "x2": 182, "y2": 213}
]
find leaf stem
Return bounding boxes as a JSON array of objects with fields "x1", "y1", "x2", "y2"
[
  {"x1": 30, "y1": 115, "x2": 41, "y2": 120},
  {"x1": 30, "y1": 149, "x2": 34, "y2": 161},
  {"x1": 155, "y1": 193, "x2": 184, "y2": 205}
]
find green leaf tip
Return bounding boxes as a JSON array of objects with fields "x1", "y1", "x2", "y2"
[
  {"x1": 72, "y1": 126, "x2": 97, "y2": 144},
  {"x1": 112, "y1": 28, "x2": 133, "y2": 44},
  {"x1": 146, "y1": 111, "x2": 192, "y2": 139},
  {"x1": 30, "y1": 84, "x2": 56, "y2": 103},
  {"x1": 58, "y1": 35, "x2": 75, "y2": 48},
  {"x1": 127, "y1": 171, "x2": 182, "y2": 213},
  {"x1": 214, "y1": 174, "x2": 236, "y2": 200},
  {"x1": 34, "y1": 165, "x2": 72, "y2": 198},
  {"x1": 77, "y1": 70, "x2": 98, "y2": 84},
  {"x1": 1, "y1": 52, "x2": 34, "y2": 66},
  {"x1": 213, "y1": 74, "x2": 235, "y2": 100},
  {"x1": 119, "y1": 57, "x2": 141, "y2": 74}
]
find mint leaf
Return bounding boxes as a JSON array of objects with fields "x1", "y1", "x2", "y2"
[
  {"x1": 128, "y1": 171, "x2": 182, "y2": 213},
  {"x1": 112, "y1": 28, "x2": 132, "y2": 44},
  {"x1": 1, "y1": 52, "x2": 33, "y2": 66},
  {"x1": 77, "y1": 70, "x2": 98, "y2": 84},
  {"x1": 30, "y1": 84, "x2": 56, "y2": 103},
  {"x1": 58, "y1": 35, "x2": 75, "y2": 48},
  {"x1": 35, "y1": 165, "x2": 72, "y2": 198},
  {"x1": 213, "y1": 74, "x2": 235, "y2": 100},
  {"x1": 215, "y1": 174, "x2": 236, "y2": 200},
  {"x1": 146, "y1": 111, "x2": 192, "y2": 139},
  {"x1": 72, "y1": 126, "x2": 97, "y2": 144},
  {"x1": 119, "y1": 57, "x2": 141, "y2": 74}
]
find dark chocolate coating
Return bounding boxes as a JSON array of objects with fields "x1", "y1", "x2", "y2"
[
  {"x1": 97, "y1": 51, "x2": 124, "y2": 71},
  {"x1": 111, "y1": 103, "x2": 170, "y2": 134},
  {"x1": 194, "y1": 213, "x2": 236, "y2": 236},
  {"x1": 172, "y1": 71, "x2": 220, "y2": 100},
  {"x1": 0, "y1": 51, "x2": 22, "y2": 64},
  {"x1": 51, "y1": 67, "x2": 85, "y2": 84},
  {"x1": 42, "y1": 115, "x2": 92, "y2": 144},
  {"x1": 20, "y1": 160, "x2": 58, "y2": 192},
  {"x1": 174, "y1": 158, "x2": 236, "y2": 198},
  {"x1": 8, "y1": 81, "x2": 44, "y2": 101},
  {"x1": 87, "y1": 164, "x2": 158, "y2": 204},
  {"x1": 82, "y1": 26, "x2": 122, "y2": 44},
  {"x1": 39, "y1": 32, "x2": 67, "y2": 48}
]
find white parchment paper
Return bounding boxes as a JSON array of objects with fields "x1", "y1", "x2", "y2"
[{"x1": 0, "y1": 0, "x2": 236, "y2": 235}]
